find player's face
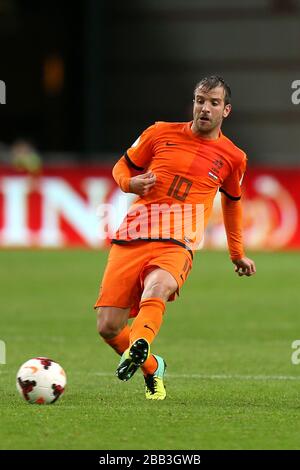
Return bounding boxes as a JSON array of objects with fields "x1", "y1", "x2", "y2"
[{"x1": 192, "y1": 86, "x2": 231, "y2": 139}]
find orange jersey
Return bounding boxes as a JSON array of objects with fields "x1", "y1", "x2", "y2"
[{"x1": 112, "y1": 121, "x2": 247, "y2": 257}]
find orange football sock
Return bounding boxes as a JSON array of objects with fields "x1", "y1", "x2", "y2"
[
  {"x1": 130, "y1": 297, "x2": 166, "y2": 346},
  {"x1": 141, "y1": 355, "x2": 158, "y2": 376},
  {"x1": 104, "y1": 325, "x2": 130, "y2": 356}
]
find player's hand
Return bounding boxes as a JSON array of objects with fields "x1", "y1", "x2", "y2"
[
  {"x1": 129, "y1": 171, "x2": 156, "y2": 196},
  {"x1": 232, "y1": 257, "x2": 256, "y2": 277}
]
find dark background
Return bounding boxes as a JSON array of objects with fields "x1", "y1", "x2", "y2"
[{"x1": 1, "y1": 0, "x2": 300, "y2": 164}]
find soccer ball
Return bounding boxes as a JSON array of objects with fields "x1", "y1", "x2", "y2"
[{"x1": 16, "y1": 357, "x2": 66, "y2": 404}]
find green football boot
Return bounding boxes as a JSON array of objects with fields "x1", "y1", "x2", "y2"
[
  {"x1": 116, "y1": 338, "x2": 150, "y2": 381},
  {"x1": 144, "y1": 355, "x2": 167, "y2": 400}
]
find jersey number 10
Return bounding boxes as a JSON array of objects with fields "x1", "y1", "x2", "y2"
[{"x1": 167, "y1": 175, "x2": 193, "y2": 202}]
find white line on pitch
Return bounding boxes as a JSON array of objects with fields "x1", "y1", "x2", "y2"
[
  {"x1": 94, "y1": 372, "x2": 300, "y2": 381},
  {"x1": 2, "y1": 370, "x2": 299, "y2": 381}
]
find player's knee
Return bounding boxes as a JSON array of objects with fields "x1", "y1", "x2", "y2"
[
  {"x1": 143, "y1": 280, "x2": 176, "y2": 301},
  {"x1": 98, "y1": 320, "x2": 119, "y2": 339},
  {"x1": 96, "y1": 307, "x2": 124, "y2": 339}
]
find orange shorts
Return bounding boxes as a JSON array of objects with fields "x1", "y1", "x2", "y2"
[{"x1": 94, "y1": 241, "x2": 192, "y2": 317}]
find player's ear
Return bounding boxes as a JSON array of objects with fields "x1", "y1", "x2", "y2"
[{"x1": 223, "y1": 104, "x2": 231, "y2": 118}]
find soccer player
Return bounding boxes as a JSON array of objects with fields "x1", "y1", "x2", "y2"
[{"x1": 95, "y1": 76, "x2": 256, "y2": 400}]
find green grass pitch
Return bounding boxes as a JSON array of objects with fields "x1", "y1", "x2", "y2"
[{"x1": 0, "y1": 249, "x2": 300, "y2": 450}]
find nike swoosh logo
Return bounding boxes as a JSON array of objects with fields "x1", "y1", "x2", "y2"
[
  {"x1": 144, "y1": 324, "x2": 155, "y2": 334},
  {"x1": 166, "y1": 142, "x2": 177, "y2": 146}
]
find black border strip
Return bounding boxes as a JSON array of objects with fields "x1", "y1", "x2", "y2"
[
  {"x1": 124, "y1": 152, "x2": 145, "y2": 171},
  {"x1": 219, "y1": 187, "x2": 241, "y2": 201},
  {"x1": 0, "y1": 450, "x2": 294, "y2": 465}
]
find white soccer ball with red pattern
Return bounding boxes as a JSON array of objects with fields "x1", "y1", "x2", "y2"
[{"x1": 16, "y1": 357, "x2": 66, "y2": 404}]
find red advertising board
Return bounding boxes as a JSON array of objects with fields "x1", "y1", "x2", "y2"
[{"x1": 0, "y1": 166, "x2": 299, "y2": 249}]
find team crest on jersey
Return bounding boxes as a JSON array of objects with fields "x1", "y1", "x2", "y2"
[
  {"x1": 208, "y1": 158, "x2": 224, "y2": 181},
  {"x1": 212, "y1": 159, "x2": 224, "y2": 170}
]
